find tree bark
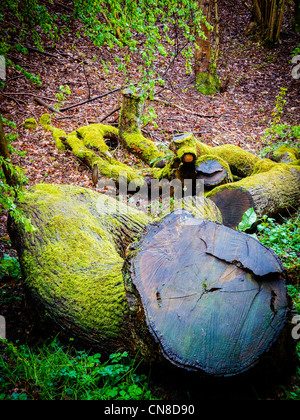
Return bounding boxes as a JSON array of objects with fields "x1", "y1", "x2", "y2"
[
  {"x1": 195, "y1": 0, "x2": 212, "y2": 77},
  {"x1": 247, "y1": 0, "x2": 286, "y2": 44},
  {"x1": 8, "y1": 183, "x2": 293, "y2": 377},
  {"x1": 295, "y1": 0, "x2": 300, "y2": 32}
]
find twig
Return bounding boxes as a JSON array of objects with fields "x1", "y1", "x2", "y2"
[
  {"x1": 24, "y1": 45, "x2": 60, "y2": 60},
  {"x1": 162, "y1": 41, "x2": 191, "y2": 77},
  {"x1": 152, "y1": 97, "x2": 218, "y2": 119},
  {"x1": 60, "y1": 86, "x2": 131, "y2": 112},
  {"x1": 54, "y1": 1, "x2": 73, "y2": 12},
  {"x1": 34, "y1": 98, "x2": 62, "y2": 114},
  {"x1": 82, "y1": 64, "x2": 91, "y2": 99},
  {"x1": 2, "y1": 93, "x2": 26, "y2": 105},
  {"x1": 1, "y1": 92, "x2": 57, "y2": 102},
  {"x1": 100, "y1": 106, "x2": 121, "y2": 123}
]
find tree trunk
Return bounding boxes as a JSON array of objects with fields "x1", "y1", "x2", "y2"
[
  {"x1": 8, "y1": 183, "x2": 294, "y2": 377},
  {"x1": 247, "y1": 0, "x2": 286, "y2": 44},
  {"x1": 195, "y1": 0, "x2": 212, "y2": 77},
  {"x1": 295, "y1": 0, "x2": 300, "y2": 32},
  {"x1": 125, "y1": 210, "x2": 291, "y2": 377},
  {"x1": 0, "y1": 116, "x2": 18, "y2": 187},
  {"x1": 195, "y1": 0, "x2": 220, "y2": 94}
]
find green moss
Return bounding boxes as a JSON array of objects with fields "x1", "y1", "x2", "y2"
[
  {"x1": 173, "y1": 134, "x2": 198, "y2": 161},
  {"x1": 122, "y1": 132, "x2": 164, "y2": 165},
  {"x1": 212, "y1": 144, "x2": 261, "y2": 177},
  {"x1": 196, "y1": 72, "x2": 220, "y2": 95},
  {"x1": 207, "y1": 164, "x2": 300, "y2": 218},
  {"x1": 252, "y1": 158, "x2": 277, "y2": 175},
  {"x1": 74, "y1": 124, "x2": 119, "y2": 155},
  {"x1": 39, "y1": 114, "x2": 52, "y2": 127},
  {"x1": 23, "y1": 118, "x2": 37, "y2": 130},
  {"x1": 154, "y1": 159, "x2": 177, "y2": 180},
  {"x1": 272, "y1": 145, "x2": 300, "y2": 164},
  {"x1": 16, "y1": 184, "x2": 150, "y2": 341}
]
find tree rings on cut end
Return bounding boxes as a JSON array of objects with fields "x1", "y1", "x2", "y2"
[
  {"x1": 210, "y1": 188, "x2": 254, "y2": 228},
  {"x1": 196, "y1": 159, "x2": 230, "y2": 189},
  {"x1": 129, "y1": 210, "x2": 288, "y2": 377}
]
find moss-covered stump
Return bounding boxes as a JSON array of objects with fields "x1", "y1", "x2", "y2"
[
  {"x1": 119, "y1": 88, "x2": 164, "y2": 165},
  {"x1": 196, "y1": 72, "x2": 221, "y2": 95},
  {"x1": 207, "y1": 163, "x2": 300, "y2": 228}
]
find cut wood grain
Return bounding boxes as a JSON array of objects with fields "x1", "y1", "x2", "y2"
[{"x1": 128, "y1": 210, "x2": 289, "y2": 376}]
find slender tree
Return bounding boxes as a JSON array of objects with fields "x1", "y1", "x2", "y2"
[
  {"x1": 194, "y1": 0, "x2": 220, "y2": 95},
  {"x1": 245, "y1": 0, "x2": 287, "y2": 44},
  {"x1": 295, "y1": 0, "x2": 300, "y2": 32}
]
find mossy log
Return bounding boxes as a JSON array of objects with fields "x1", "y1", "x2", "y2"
[
  {"x1": 39, "y1": 111, "x2": 163, "y2": 185},
  {"x1": 157, "y1": 133, "x2": 300, "y2": 225},
  {"x1": 159, "y1": 133, "x2": 262, "y2": 182},
  {"x1": 8, "y1": 183, "x2": 293, "y2": 377},
  {"x1": 207, "y1": 163, "x2": 300, "y2": 228}
]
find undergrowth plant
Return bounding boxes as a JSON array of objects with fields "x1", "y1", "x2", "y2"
[
  {"x1": 0, "y1": 117, "x2": 33, "y2": 232},
  {"x1": 0, "y1": 339, "x2": 155, "y2": 400},
  {"x1": 257, "y1": 212, "x2": 300, "y2": 269},
  {"x1": 1, "y1": 0, "x2": 209, "y2": 96},
  {"x1": 260, "y1": 87, "x2": 300, "y2": 157}
]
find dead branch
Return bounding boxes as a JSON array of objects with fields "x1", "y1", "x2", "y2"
[
  {"x1": 100, "y1": 106, "x2": 121, "y2": 123},
  {"x1": 34, "y1": 98, "x2": 62, "y2": 114},
  {"x1": 152, "y1": 97, "x2": 218, "y2": 119},
  {"x1": 59, "y1": 87, "x2": 125, "y2": 112}
]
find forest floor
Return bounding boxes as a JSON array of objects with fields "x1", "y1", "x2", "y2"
[{"x1": 0, "y1": 0, "x2": 299, "y2": 400}]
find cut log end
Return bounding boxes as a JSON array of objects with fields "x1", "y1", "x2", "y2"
[
  {"x1": 128, "y1": 210, "x2": 288, "y2": 377},
  {"x1": 210, "y1": 188, "x2": 254, "y2": 228},
  {"x1": 196, "y1": 159, "x2": 230, "y2": 188}
]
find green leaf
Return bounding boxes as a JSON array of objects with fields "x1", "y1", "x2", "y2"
[{"x1": 238, "y1": 208, "x2": 257, "y2": 232}]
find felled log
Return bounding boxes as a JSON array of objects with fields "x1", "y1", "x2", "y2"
[
  {"x1": 160, "y1": 133, "x2": 261, "y2": 181},
  {"x1": 8, "y1": 183, "x2": 293, "y2": 377},
  {"x1": 39, "y1": 114, "x2": 145, "y2": 188},
  {"x1": 207, "y1": 162, "x2": 300, "y2": 228},
  {"x1": 126, "y1": 210, "x2": 290, "y2": 376}
]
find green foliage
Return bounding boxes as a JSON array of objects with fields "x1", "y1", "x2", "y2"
[
  {"x1": 73, "y1": 0, "x2": 207, "y2": 93},
  {"x1": 257, "y1": 212, "x2": 300, "y2": 269},
  {"x1": 0, "y1": 339, "x2": 155, "y2": 400},
  {"x1": 260, "y1": 87, "x2": 300, "y2": 157},
  {"x1": 0, "y1": 255, "x2": 22, "y2": 281},
  {"x1": 0, "y1": 117, "x2": 33, "y2": 232},
  {"x1": 55, "y1": 85, "x2": 72, "y2": 110},
  {"x1": 238, "y1": 208, "x2": 300, "y2": 270}
]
